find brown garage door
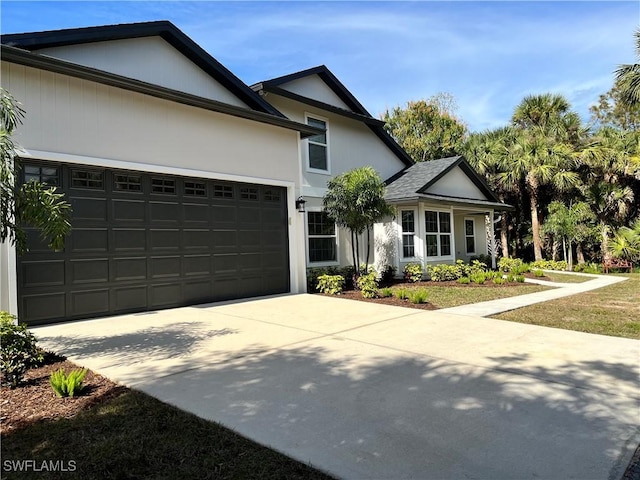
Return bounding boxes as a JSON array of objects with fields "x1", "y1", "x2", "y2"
[{"x1": 17, "y1": 161, "x2": 290, "y2": 325}]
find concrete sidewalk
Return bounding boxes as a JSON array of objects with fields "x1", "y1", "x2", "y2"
[
  {"x1": 32, "y1": 293, "x2": 640, "y2": 480},
  {"x1": 439, "y1": 271, "x2": 628, "y2": 317}
]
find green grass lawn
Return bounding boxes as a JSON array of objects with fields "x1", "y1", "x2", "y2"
[
  {"x1": 540, "y1": 271, "x2": 593, "y2": 283},
  {"x1": 493, "y1": 273, "x2": 640, "y2": 339},
  {"x1": 2, "y1": 390, "x2": 334, "y2": 480},
  {"x1": 425, "y1": 284, "x2": 551, "y2": 308}
]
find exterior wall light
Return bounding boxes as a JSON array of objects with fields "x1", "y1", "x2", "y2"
[{"x1": 295, "y1": 196, "x2": 306, "y2": 213}]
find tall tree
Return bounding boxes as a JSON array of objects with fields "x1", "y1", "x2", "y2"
[
  {"x1": 542, "y1": 201, "x2": 594, "y2": 270},
  {"x1": 382, "y1": 93, "x2": 467, "y2": 162},
  {"x1": 615, "y1": 29, "x2": 640, "y2": 107},
  {"x1": 1, "y1": 88, "x2": 71, "y2": 253},
  {"x1": 323, "y1": 166, "x2": 394, "y2": 274},
  {"x1": 590, "y1": 80, "x2": 640, "y2": 131}
]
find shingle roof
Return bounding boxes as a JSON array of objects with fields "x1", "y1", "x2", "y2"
[{"x1": 385, "y1": 157, "x2": 461, "y2": 200}]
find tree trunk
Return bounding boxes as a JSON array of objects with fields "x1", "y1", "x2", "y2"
[
  {"x1": 561, "y1": 237, "x2": 567, "y2": 263},
  {"x1": 576, "y1": 243, "x2": 585, "y2": 264},
  {"x1": 552, "y1": 238, "x2": 559, "y2": 261},
  {"x1": 567, "y1": 241, "x2": 574, "y2": 271},
  {"x1": 350, "y1": 230, "x2": 357, "y2": 274},
  {"x1": 528, "y1": 177, "x2": 543, "y2": 261},
  {"x1": 365, "y1": 227, "x2": 371, "y2": 271},
  {"x1": 600, "y1": 222, "x2": 610, "y2": 263}
]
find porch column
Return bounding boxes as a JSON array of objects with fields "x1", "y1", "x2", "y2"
[{"x1": 489, "y1": 209, "x2": 497, "y2": 269}]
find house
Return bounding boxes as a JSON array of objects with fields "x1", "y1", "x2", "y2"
[{"x1": 0, "y1": 21, "x2": 510, "y2": 325}]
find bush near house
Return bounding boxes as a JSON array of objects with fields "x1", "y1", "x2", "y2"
[
  {"x1": 0, "y1": 312, "x2": 44, "y2": 388},
  {"x1": 403, "y1": 263, "x2": 423, "y2": 282},
  {"x1": 316, "y1": 275, "x2": 345, "y2": 295},
  {"x1": 357, "y1": 269, "x2": 379, "y2": 298}
]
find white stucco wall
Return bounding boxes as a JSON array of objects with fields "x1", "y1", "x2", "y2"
[
  {"x1": 424, "y1": 166, "x2": 486, "y2": 200},
  {"x1": 35, "y1": 37, "x2": 249, "y2": 108},
  {"x1": 276, "y1": 75, "x2": 352, "y2": 110}
]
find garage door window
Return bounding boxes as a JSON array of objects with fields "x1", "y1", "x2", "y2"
[
  {"x1": 213, "y1": 184, "x2": 234, "y2": 198},
  {"x1": 72, "y1": 170, "x2": 103, "y2": 189},
  {"x1": 240, "y1": 187, "x2": 258, "y2": 200},
  {"x1": 151, "y1": 178, "x2": 176, "y2": 195},
  {"x1": 185, "y1": 181, "x2": 206, "y2": 197},
  {"x1": 24, "y1": 164, "x2": 59, "y2": 186},
  {"x1": 115, "y1": 174, "x2": 142, "y2": 192},
  {"x1": 264, "y1": 189, "x2": 281, "y2": 202}
]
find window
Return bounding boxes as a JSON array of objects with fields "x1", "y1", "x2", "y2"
[
  {"x1": 307, "y1": 116, "x2": 328, "y2": 172},
  {"x1": 307, "y1": 212, "x2": 337, "y2": 263},
  {"x1": 425, "y1": 211, "x2": 452, "y2": 257},
  {"x1": 24, "y1": 165, "x2": 59, "y2": 186},
  {"x1": 114, "y1": 174, "x2": 142, "y2": 192},
  {"x1": 401, "y1": 210, "x2": 416, "y2": 258},
  {"x1": 213, "y1": 184, "x2": 234, "y2": 198},
  {"x1": 72, "y1": 169, "x2": 103, "y2": 189},
  {"x1": 151, "y1": 177, "x2": 176, "y2": 194},
  {"x1": 240, "y1": 187, "x2": 258, "y2": 200},
  {"x1": 264, "y1": 189, "x2": 281, "y2": 202},
  {"x1": 465, "y1": 218, "x2": 476, "y2": 254},
  {"x1": 184, "y1": 181, "x2": 206, "y2": 197}
]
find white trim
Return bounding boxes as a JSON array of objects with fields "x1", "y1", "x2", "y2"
[
  {"x1": 464, "y1": 217, "x2": 476, "y2": 255},
  {"x1": 305, "y1": 208, "x2": 339, "y2": 267},
  {"x1": 18, "y1": 149, "x2": 294, "y2": 188},
  {"x1": 304, "y1": 113, "x2": 331, "y2": 175}
]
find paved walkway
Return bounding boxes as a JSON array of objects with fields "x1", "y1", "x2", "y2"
[
  {"x1": 439, "y1": 270, "x2": 628, "y2": 317},
  {"x1": 32, "y1": 292, "x2": 639, "y2": 480}
]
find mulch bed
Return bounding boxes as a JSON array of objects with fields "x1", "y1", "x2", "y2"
[{"x1": 0, "y1": 353, "x2": 126, "y2": 435}]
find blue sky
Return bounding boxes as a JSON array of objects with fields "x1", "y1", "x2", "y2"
[{"x1": 1, "y1": 1, "x2": 638, "y2": 132}]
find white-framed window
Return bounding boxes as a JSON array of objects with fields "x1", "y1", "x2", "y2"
[
  {"x1": 306, "y1": 114, "x2": 329, "y2": 173},
  {"x1": 465, "y1": 218, "x2": 476, "y2": 254},
  {"x1": 307, "y1": 211, "x2": 337, "y2": 264},
  {"x1": 401, "y1": 210, "x2": 416, "y2": 258},
  {"x1": 425, "y1": 210, "x2": 452, "y2": 257}
]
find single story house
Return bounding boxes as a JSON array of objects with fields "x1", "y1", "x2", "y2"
[{"x1": 0, "y1": 21, "x2": 510, "y2": 325}]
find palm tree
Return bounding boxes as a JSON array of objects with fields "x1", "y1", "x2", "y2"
[
  {"x1": 1, "y1": 88, "x2": 71, "y2": 253},
  {"x1": 615, "y1": 29, "x2": 640, "y2": 107}
]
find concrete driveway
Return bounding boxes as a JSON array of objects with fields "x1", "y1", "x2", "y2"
[{"x1": 33, "y1": 294, "x2": 639, "y2": 480}]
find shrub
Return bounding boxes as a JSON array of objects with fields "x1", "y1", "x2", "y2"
[
  {"x1": 484, "y1": 270, "x2": 501, "y2": 280},
  {"x1": 380, "y1": 265, "x2": 397, "y2": 286},
  {"x1": 394, "y1": 288, "x2": 409, "y2": 300},
  {"x1": 515, "y1": 275, "x2": 525, "y2": 283},
  {"x1": 380, "y1": 287, "x2": 394, "y2": 298},
  {"x1": 357, "y1": 270, "x2": 378, "y2": 298},
  {"x1": 469, "y1": 271, "x2": 487, "y2": 284},
  {"x1": 511, "y1": 263, "x2": 531, "y2": 275},
  {"x1": 470, "y1": 254, "x2": 493, "y2": 266},
  {"x1": 408, "y1": 289, "x2": 428, "y2": 304},
  {"x1": 530, "y1": 260, "x2": 568, "y2": 271},
  {"x1": 574, "y1": 262, "x2": 601, "y2": 274},
  {"x1": 403, "y1": 263, "x2": 423, "y2": 283},
  {"x1": 532, "y1": 269, "x2": 545, "y2": 278},
  {"x1": 427, "y1": 264, "x2": 458, "y2": 282},
  {"x1": 498, "y1": 257, "x2": 524, "y2": 272},
  {"x1": 50, "y1": 368, "x2": 88, "y2": 397},
  {"x1": 457, "y1": 276, "x2": 471, "y2": 284},
  {"x1": 506, "y1": 274, "x2": 515, "y2": 282},
  {"x1": 493, "y1": 277, "x2": 505, "y2": 285},
  {"x1": 307, "y1": 266, "x2": 341, "y2": 292},
  {"x1": 316, "y1": 274, "x2": 345, "y2": 295},
  {"x1": 469, "y1": 259, "x2": 488, "y2": 275},
  {"x1": 0, "y1": 312, "x2": 44, "y2": 388}
]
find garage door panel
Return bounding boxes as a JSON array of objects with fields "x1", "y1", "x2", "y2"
[
  {"x1": 71, "y1": 228, "x2": 109, "y2": 253},
  {"x1": 112, "y1": 199, "x2": 146, "y2": 221},
  {"x1": 18, "y1": 162, "x2": 289, "y2": 324},
  {"x1": 22, "y1": 292, "x2": 66, "y2": 324},
  {"x1": 113, "y1": 229, "x2": 146, "y2": 252},
  {"x1": 22, "y1": 260, "x2": 65, "y2": 288},
  {"x1": 150, "y1": 201, "x2": 180, "y2": 223},
  {"x1": 149, "y1": 229, "x2": 180, "y2": 251},
  {"x1": 71, "y1": 197, "x2": 107, "y2": 221},
  {"x1": 113, "y1": 257, "x2": 147, "y2": 281},
  {"x1": 70, "y1": 289, "x2": 110, "y2": 316},
  {"x1": 150, "y1": 283, "x2": 182, "y2": 307},
  {"x1": 112, "y1": 285, "x2": 148, "y2": 312},
  {"x1": 70, "y1": 258, "x2": 109, "y2": 284},
  {"x1": 23, "y1": 228, "x2": 56, "y2": 253}
]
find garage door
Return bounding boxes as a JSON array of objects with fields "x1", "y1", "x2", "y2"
[{"x1": 17, "y1": 161, "x2": 290, "y2": 325}]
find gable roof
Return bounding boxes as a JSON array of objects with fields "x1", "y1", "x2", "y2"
[
  {"x1": 1, "y1": 20, "x2": 282, "y2": 117},
  {"x1": 385, "y1": 156, "x2": 512, "y2": 209},
  {"x1": 253, "y1": 65, "x2": 415, "y2": 168}
]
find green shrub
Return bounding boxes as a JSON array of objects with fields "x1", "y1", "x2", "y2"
[
  {"x1": 469, "y1": 271, "x2": 487, "y2": 284},
  {"x1": 470, "y1": 254, "x2": 493, "y2": 266},
  {"x1": 403, "y1": 263, "x2": 423, "y2": 283},
  {"x1": 515, "y1": 275, "x2": 526, "y2": 283},
  {"x1": 498, "y1": 257, "x2": 524, "y2": 272},
  {"x1": 408, "y1": 289, "x2": 428, "y2": 304},
  {"x1": 0, "y1": 312, "x2": 44, "y2": 388},
  {"x1": 316, "y1": 274, "x2": 345, "y2": 295},
  {"x1": 394, "y1": 288, "x2": 409, "y2": 300},
  {"x1": 380, "y1": 265, "x2": 397, "y2": 285},
  {"x1": 307, "y1": 266, "x2": 341, "y2": 292},
  {"x1": 380, "y1": 287, "x2": 393, "y2": 298},
  {"x1": 457, "y1": 276, "x2": 471, "y2": 284},
  {"x1": 484, "y1": 270, "x2": 501, "y2": 280},
  {"x1": 506, "y1": 274, "x2": 515, "y2": 282},
  {"x1": 427, "y1": 264, "x2": 457, "y2": 282},
  {"x1": 511, "y1": 263, "x2": 531, "y2": 275},
  {"x1": 530, "y1": 260, "x2": 568, "y2": 271},
  {"x1": 357, "y1": 270, "x2": 378, "y2": 298},
  {"x1": 574, "y1": 262, "x2": 601, "y2": 274},
  {"x1": 469, "y1": 259, "x2": 488, "y2": 275},
  {"x1": 50, "y1": 368, "x2": 87, "y2": 397},
  {"x1": 532, "y1": 269, "x2": 545, "y2": 277},
  {"x1": 493, "y1": 277, "x2": 505, "y2": 285}
]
